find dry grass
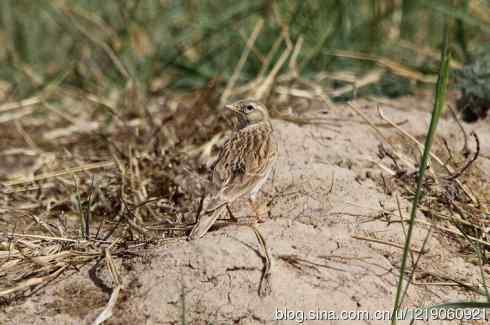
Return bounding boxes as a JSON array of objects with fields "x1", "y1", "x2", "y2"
[
  {"x1": 0, "y1": 20, "x2": 489, "y2": 323},
  {"x1": 0, "y1": 27, "x2": 337, "y2": 304},
  {"x1": 348, "y1": 101, "x2": 489, "y2": 255}
]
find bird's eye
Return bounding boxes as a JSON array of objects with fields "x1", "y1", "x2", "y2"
[{"x1": 245, "y1": 104, "x2": 254, "y2": 112}]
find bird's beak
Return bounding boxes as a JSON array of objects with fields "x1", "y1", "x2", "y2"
[{"x1": 225, "y1": 104, "x2": 239, "y2": 113}]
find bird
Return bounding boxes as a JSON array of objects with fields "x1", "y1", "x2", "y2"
[{"x1": 188, "y1": 99, "x2": 277, "y2": 240}]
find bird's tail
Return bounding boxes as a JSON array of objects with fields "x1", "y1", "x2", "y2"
[{"x1": 188, "y1": 205, "x2": 226, "y2": 240}]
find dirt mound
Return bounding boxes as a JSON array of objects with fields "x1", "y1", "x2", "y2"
[{"x1": 1, "y1": 99, "x2": 489, "y2": 324}]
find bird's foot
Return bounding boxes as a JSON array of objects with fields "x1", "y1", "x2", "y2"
[
  {"x1": 249, "y1": 199, "x2": 268, "y2": 224},
  {"x1": 225, "y1": 204, "x2": 238, "y2": 222}
]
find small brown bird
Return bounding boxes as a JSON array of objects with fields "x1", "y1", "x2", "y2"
[{"x1": 188, "y1": 99, "x2": 277, "y2": 240}]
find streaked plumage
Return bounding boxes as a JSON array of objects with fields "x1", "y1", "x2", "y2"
[{"x1": 188, "y1": 99, "x2": 277, "y2": 240}]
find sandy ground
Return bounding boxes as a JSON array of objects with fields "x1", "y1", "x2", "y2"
[{"x1": 1, "y1": 97, "x2": 489, "y2": 324}]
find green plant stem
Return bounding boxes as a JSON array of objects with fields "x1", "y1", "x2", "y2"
[{"x1": 391, "y1": 25, "x2": 451, "y2": 325}]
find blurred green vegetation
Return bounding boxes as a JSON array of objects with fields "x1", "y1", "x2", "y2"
[{"x1": 0, "y1": 0, "x2": 489, "y2": 97}]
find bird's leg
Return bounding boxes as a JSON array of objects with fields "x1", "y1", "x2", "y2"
[
  {"x1": 249, "y1": 197, "x2": 267, "y2": 223},
  {"x1": 225, "y1": 204, "x2": 238, "y2": 222}
]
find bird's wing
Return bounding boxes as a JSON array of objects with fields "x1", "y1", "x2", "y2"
[
  {"x1": 189, "y1": 123, "x2": 276, "y2": 240},
  {"x1": 208, "y1": 123, "x2": 276, "y2": 210}
]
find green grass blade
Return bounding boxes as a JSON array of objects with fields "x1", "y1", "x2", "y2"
[
  {"x1": 391, "y1": 23, "x2": 451, "y2": 325},
  {"x1": 430, "y1": 302, "x2": 490, "y2": 309}
]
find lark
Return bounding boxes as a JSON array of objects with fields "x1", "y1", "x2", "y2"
[{"x1": 188, "y1": 99, "x2": 277, "y2": 240}]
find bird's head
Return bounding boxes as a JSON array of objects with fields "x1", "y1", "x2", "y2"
[{"x1": 225, "y1": 99, "x2": 269, "y2": 127}]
